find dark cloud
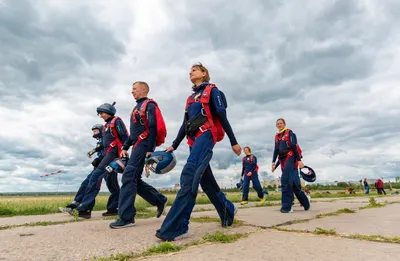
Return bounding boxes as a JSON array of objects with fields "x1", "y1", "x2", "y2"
[
  {"x1": 0, "y1": 0, "x2": 126, "y2": 106},
  {"x1": 1, "y1": 0, "x2": 400, "y2": 192}
]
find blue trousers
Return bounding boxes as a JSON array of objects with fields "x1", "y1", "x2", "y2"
[
  {"x1": 73, "y1": 170, "x2": 93, "y2": 203},
  {"x1": 156, "y1": 131, "x2": 236, "y2": 241},
  {"x1": 291, "y1": 169, "x2": 301, "y2": 202},
  {"x1": 280, "y1": 155, "x2": 309, "y2": 211},
  {"x1": 75, "y1": 148, "x2": 120, "y2": 211},
  {"x1": 118, "y1": 141, "x2": 167, "y2": 222},
  {"x1": 364, "y1": 185, "x2": 369, "y2": 194},
  {"x1": 242, "y1": 172, "x2": 264, "y2": 201}
]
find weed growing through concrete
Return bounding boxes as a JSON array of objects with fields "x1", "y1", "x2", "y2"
[
  {"x1": 190, "y1": 216, "x2": 245, "y2": 228},
  {"x1": 315, "y1": 208, "x2": 356, "y2": 219},
  {"x1": 360, "y1": 197, "x2": 385, "y2": 209},
  {"x1": 91, "y1": 231, "x2": 250, "y2": 260},
  {"x1": 347, "y1": 234, "x2": 400, "y2": 244},
  {"x1": 313, "y1": 227, "x2": 337, "y2": 235},
  {"x1": 202, "y1": 230, "x2": 249, "y2": 243}
]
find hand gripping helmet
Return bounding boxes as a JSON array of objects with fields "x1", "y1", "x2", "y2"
[
  {"x1": 300, "y1": 166, "x2": 316, "y2": 183},
  {"x1": 236, "y1": 180, "x2": 243, "y2": 191},
  {"x1": 105, "y1": 156, "x2": 129, "y2": 174},
  {"x1": 97, "y1": 101, "x2": 117, "y2": 116},
  {"x1": 145, "y1": 151, "x2": 176, "y2": 174}
]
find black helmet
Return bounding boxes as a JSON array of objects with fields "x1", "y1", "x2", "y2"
[
  {"x1": 91, "y1": 124, "x2": 103, "y2": 131},
  {"x1": 300, "y1": 166, "x2": 316, "y2": 183},
  {"x1": 97, "y1": 102, "x2": 116, "y2": 116}
]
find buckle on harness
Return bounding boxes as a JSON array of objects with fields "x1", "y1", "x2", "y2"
[
  {"x1": 139, "y1": 134, "x2": 146, "y2": 140},
  {"x1": 199, "y1": 125, "x2": 206, "y2": 133},
  {"x1": 201, "y1": 107, "x2": 206, "y2": 116},
  {"x1": 139, "y1": 118, "x2": 144, "y2": 125}
]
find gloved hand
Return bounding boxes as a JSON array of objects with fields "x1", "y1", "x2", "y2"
[{"x1": 87, "y1": 149, "x2": 96, "y2": 158}]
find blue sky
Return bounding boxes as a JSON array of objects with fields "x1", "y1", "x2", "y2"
[{"x1": 1, "y1": 0, "x2": 400, "y2": 192}]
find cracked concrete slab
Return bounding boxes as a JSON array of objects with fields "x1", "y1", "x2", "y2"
[
  {"x1": 192, "y1": 202, "x2": 366, "y2": 227},
  {"x1": 285, "y1": 204, "x2": 400, "y2": 238},
  {"x1": 0, "y1": 216, "x2": 257, "y2": 261},
  {"x1": 144, "y1": 229, "x2": 400, "y2": 261}
]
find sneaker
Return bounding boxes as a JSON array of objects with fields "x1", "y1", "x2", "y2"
[
  {"x1": 173, "y1": 232, "x2": 189, "y2": 241},
  {"x1": 109, "y1": 219, "x2": 135, "y2": 229},
  {"x1": 157, "y1": 197, "x2": 168, "y2": 218},
  {"x1": 59, "y1": 207, "x2": 73, "y2": 214},
  {"x1": 156, "y1": 231, "x2": 188, "y2": 242},
  {"x1": 234, "y1": 205, "x2": 238, "y2": 216},
  {"x1": 71, "y1": 210, "x2": 91, "y2": 219},
  {"x1": 280, "y1": 207, "x2": 293, "y2": 213},
  {"x1": 102, "y1": 209, "x2": 118, "y2": 217},
  {"x1": 240, "y1": 201, "x2": 248, "y2": 205},
  {"x1": 260, "y1": 192, "x2": 268, "y2": 204}
]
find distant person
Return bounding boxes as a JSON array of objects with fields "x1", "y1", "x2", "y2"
[
  {"x1": 240, "y1": 146, "x2": 268, "y2": 205},
  {"x1": 363, "y1": 178, "x2": 369, "y2": 194},
  {"x1": 375, "y1": 178, "x2": 386, "y2": 195}
]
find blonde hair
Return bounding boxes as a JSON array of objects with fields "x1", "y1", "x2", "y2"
[{"x1": 192, "y1": 62, "x2": 210, "y2": 82}]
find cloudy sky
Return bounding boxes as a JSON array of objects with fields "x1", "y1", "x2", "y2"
[{"x1": 1, "y1": 0, "x2": 399, "y2": 192}]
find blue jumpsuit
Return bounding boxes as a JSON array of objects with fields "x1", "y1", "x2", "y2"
[
  {"x1": 272, "y1": 129, "x2": 309, "y2": 212},
  {"x1": 116, "y1": 97, "x2": 167, "y2": 223},
  {"x1": 156, "y1": 82, "x2": 239, "y2": 241},
  {"x1": 241, "y1": 154, "x2": 267, "y2": 201},
  {"x1": 75, "y1": 116, "x2": 128, "y2": 212},
  {"x1": 73, "y1": 136, "x2": 105, "y2": 205}
]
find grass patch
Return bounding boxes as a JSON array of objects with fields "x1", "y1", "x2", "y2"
[
  {"x1": 0, "y1": 191, "x2": 391, "y2": 217},
  {"x1": 202, "y1": 230, "x2": 249, "y2": 243},
  {"x1": 190, "y1": 216, "x2": 245, "y2": 227},
  {"x1": 315, "y1": 208, "x2": 356, "y2": 219},
  {"x1": 191, "y1": 216, "x2": 220, "y2": 223},
  {"x1": 347, "y1": 234, "x2": 400, "y2": 244},
  {"x1": 91, "y1": 231, "x2": 250, "y2": 260},
  {"x1": 91, "y1": 242, "x2": 183, "y2": 261},
  {"x1": 0, "y1": 195, "x2": 152, "y2": 217},
  {"x1": 313, "y1": 227, "x2": 337, "y2": 235},
  {"x1": 144, "y1": 242, "x2": 183, "y2": 255},
  {"x1": 0, "y1": 219, "x2": 82, "y2": 231},
  {"x1": 360, "y1": 197, "x2": 385, "y2": 210}
]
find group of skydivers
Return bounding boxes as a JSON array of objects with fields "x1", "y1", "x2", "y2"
[{"x1": 59, "y1": 63, "x2": 316, "y2": 242}]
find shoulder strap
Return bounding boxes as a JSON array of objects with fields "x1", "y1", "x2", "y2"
[
  {"x1": 284, "y1": 129, "x2": 292, "y2": 146},
  {"x1": 109, "y1": 117, "x2": 120, "y2": 139},
  {"x1": 139, "y1": 98, "x2": 159, "y2": 132},
  {"x1": 185, "y1": 94, "x2": 193, "y2": 111},
  {"x1": 199, "y1": 84, "x2": 216, "y2": 104}
]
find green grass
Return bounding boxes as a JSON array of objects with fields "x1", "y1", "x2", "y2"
[
  {"x1": 359, "y1": 197, "x2": 385, "y2": 209},
  {"x1": 0, "y1": 195, "x2": 152, "y2": 217},
  {"x1": 315, "y1": 208, "x2": 356, "y2": 219},
  {"x1": 313, "y1": 227, "x2": 337, "y2": 235},
  {"x1": 0, "y1": 190, "x2": 389, "y2": 217},
  {"x1": 91, "y1": 231, "x2": 248, "y2": 261},
  {"x1": 202, "y1": 230, "x2": 249, "y2": 243}
]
